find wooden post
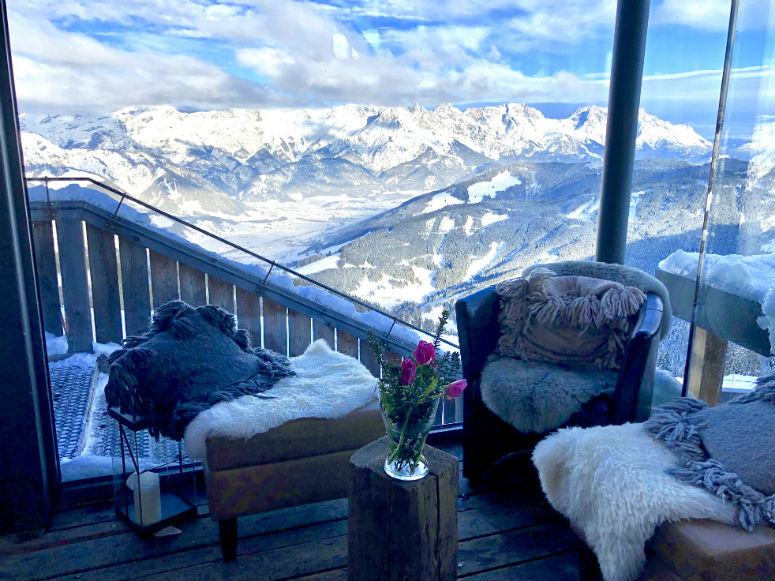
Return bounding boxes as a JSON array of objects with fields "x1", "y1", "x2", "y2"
[
  {"x1": 207, "y1": 275, "x2": 234, "y2": 312},
  {"x1": 235, "y1": 288, "x2": 262, "y2": 348},
  {"x1": 337, "y1": 330, "x2": 359, "y2": 358},
  {"x1": 178, "y1": 263, "x2": 206, "y2": 306},
  {"x1": 313, "y1": 319, "x2": 335, "y2": 350},
  {"x1": 288, "y1": 308, "x2": 312, "y2": 356},
  {"x1": 32, "y1": 220, "x2": 63, "y2": 336},
  {"x1": 686, "y1": 326, "x2": 727, "y2": 407},
  {"x1": 263, "y1": 297, "x2": 287, "y2": 356},
  {"x1": 348, "y1": 437, "x2": 458, "y2": 581},
  {"x1": 86, "y1": 224, "x2": 122, "y2": 344},
  {"x1": 360, "y1": 346, "x2": 380, "y2": 376},
  {"x1": 118, "y1": 237, "x2": 152, "y2": 337},
  {"x1": 149, "y1": 250, "x2": 179, "y2": 308},
  {"x1": 56, "y1": 219, "x2": 93, "y2": 352}
]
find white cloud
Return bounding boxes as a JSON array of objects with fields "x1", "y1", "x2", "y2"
[
  {"x1": 652, "y1": 0, "x2": 771, "y2": 32},
  {"x1": 5, "y1": 0, "x2": 771, "y2": 117}
]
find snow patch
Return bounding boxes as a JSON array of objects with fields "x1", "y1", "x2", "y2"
[
  {"x1": 353, "y1": 267, "x2": 436, "y2": 310},
  {"x1": 465, "y1": 242, "x2": 502, "y2": 279},
  {"x1": 467, "y1": 170, "x2": 521, "y2": 203},
  {"x1": 421, "y1": 192, "x2": 463, "y2": 215},
  {"x1": 481, "y1": 212, "x2": 508, "y2": 227},
  {"x1": 437, "y1": 215, "x2": 456, "y2": 234},
  {"x1": 566, "y1": 198, "x2": 600, "y2": 220},
  {"x1": 464, "y1": 216, "x2": 475, "y2": 235},
  {"x1": 294, "y1": 254, "x2": 341, "y2": 275}
]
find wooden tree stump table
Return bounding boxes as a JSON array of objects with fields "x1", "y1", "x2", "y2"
[{"x1": 347, "y1": 436, "x2": 458, "y2": 581}]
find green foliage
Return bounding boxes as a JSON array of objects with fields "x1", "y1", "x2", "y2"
[{"x1": 368, "y1": 310, "x2": 461, "y2": 426}]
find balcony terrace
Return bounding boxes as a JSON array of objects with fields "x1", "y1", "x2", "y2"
[
  {"x1": 1, "y1": 449, "x2": 585, "y2": 581},
  {"x1": 2, "y1": 1, "x2": 773, "y2": 579}
]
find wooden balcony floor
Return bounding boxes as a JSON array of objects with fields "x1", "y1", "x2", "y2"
[{"x1": 1, "y1": 445, "x2": 583, "y2": 581}]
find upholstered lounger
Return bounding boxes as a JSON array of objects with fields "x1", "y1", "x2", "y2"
[{"x1": 204, "y1": 399, "x2": 384, "y2": 560}]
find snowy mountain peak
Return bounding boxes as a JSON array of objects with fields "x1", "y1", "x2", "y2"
[{"x1": 20, "y1": 102, "x2": 715, "y2": 218}]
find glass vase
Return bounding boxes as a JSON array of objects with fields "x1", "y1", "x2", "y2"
[{"x1": 381, "y1": 398, "x2": 440, "y2": 481}]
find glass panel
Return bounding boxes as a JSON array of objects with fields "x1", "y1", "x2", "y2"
[
  {"x1": 9, "y1": 2, "x2": 621, "y2": 480},
  {"x1": 640, "y1": 0, "x2": 775, "y2": 402},
  {"x1": 691, "y1": 0, "x2": 775, "y2": 399}
]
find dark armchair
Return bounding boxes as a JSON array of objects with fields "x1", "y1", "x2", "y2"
[{"x1": 455, "y1": 261, "x2": 670, "y2": 483}]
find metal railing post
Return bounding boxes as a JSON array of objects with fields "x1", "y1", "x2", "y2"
[{"x1": 596, "y1": 0, "x2": 651, "y2": 264}]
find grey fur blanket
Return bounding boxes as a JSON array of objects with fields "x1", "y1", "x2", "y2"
[
  {"x1": 645, "y1": 373, "x2": 775, "y2": 530},
  {"x1": 105, "y1": 300, "x2": 294, "y2": 440}
]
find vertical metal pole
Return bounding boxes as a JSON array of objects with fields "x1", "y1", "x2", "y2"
[
  {"x1": 0, "y1": 0, "x2": 60, "y2": 533},
  {"x1": 596, "y1": 0, "x2": 651, "y2": 264}
]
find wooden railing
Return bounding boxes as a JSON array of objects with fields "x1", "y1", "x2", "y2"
[{"x1": 28, "y1": 180, "x2": 463, "y2": 425}]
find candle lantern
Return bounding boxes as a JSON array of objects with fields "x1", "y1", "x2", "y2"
[{"x1": 109, "y1": 408, "x2": 198, "y2": 535}]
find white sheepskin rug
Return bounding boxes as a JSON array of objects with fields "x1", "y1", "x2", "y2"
[
  {"x1": 532, "y1": 422, "x2": 737, "y2": 581},
  {"x1": 184, "y1": 339, "x2": 378, "y2": 460}
]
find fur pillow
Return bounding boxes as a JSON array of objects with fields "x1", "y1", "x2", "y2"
[
  {"x1": 495, "y1": 268, "x2": 646, "y2": 370},
  {"x1": 645, "y1": 373, "x2": 775, "y2": 530}
]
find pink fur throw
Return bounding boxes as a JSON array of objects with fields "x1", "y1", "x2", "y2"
[{"x1": 495, "y1": 267, "x2": 646, "y2": 370}]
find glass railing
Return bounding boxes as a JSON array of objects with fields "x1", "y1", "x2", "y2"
[{"x1": 637, "y1": 0, "x2": 775, "y2": 403}]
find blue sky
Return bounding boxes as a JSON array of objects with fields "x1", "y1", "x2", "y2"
[{"x1": 7, "y1": 0, "x2": 773, "y2": 138}]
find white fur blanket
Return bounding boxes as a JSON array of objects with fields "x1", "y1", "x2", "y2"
[
  {"x1": 532, "y1": 423, "x2": 737, "y2": 581},
  {"x1": 184, "y1": 339, "x2": 378, "y2": 460}
]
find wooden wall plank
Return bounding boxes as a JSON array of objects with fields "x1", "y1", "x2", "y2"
[
  {"x1": 85, "y1": 225, "x2": 122, "y2": 344},
  {"x1": 262, "y1": 297, "x2": 287, "y2": 356},
  {"x1": 359, "y1": 345, "x2": 380, "y2": 376},
  {"x1": 178, "y1": 263, "x2": 206, "y2": 307},
  {"x1": 149, "y1": 250, "x2": 178, "y2": 309},
  {"x1": 336, "y1": 330, "x2": 358, "y2": 358},
  {"x1": 235, "y1": 288, "x2": 262, "y2": 349},
  {"x1": 118, "y1": 237, "x2": 151, "y2": 337},
  {"x1": 313, "y1": 319, "x2": 335, "y2": 350},
  {"x1": 288, "y1": 309, "x2": 312, "y2": 357},
  {"x1": 55, "y1": 219, "x2": 93, "y2": 352},
  {"x1": 32, "y1": 220, "x2": 62, "y2": 336},
  {"x1": 207, "y1": 275, "x2": 234, "y2": 313},
  {"x1": 383, "y1": 351, "x2": 402, "y2": 368}
]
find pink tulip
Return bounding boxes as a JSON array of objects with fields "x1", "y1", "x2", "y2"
[
  {"x1": 445, "y1": 379, "x2": 467, "y2": 399},
  {"x1": 413, "y1": 340, "x2": 436, "y2": 366},
  {"x1": 400, "y1": 358, "x2": 417, "y2": 386}
]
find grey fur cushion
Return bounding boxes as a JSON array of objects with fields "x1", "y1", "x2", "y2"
[{"x1": 480, "y1": 356, "x2": 618, "y2": 433}]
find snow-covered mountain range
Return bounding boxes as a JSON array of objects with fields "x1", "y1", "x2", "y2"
[
  {"x1": 21, "y1": 102, "x2": 773, "y2": 380},
  {"x1": 20, "y1": 103, "x2": 711, "y2": 215}
]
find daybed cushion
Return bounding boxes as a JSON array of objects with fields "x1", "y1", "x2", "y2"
[
  {"x1": 206, "y1": 399, "x2": 383, "y2": 470},
  {"x1": 645, "y1": 373, "x2": 775, "y2": 530},
  {"x1": 643, "y1": 519, "x2": 775, "y2": 581}
]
